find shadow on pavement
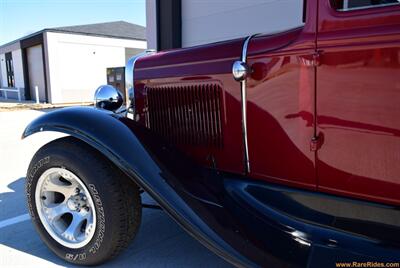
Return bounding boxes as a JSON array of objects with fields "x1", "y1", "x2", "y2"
[{"x1": 0, "y1": 177, "x2": 27, "y2": 220}]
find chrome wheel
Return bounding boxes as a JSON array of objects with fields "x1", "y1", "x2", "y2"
[{"x1": 35, "y1": 167, "x2": 97, "y2": 248}]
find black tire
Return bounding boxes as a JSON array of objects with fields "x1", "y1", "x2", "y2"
[{"x1": 25, "y1": 136, "x2": 142, "y2": 265}]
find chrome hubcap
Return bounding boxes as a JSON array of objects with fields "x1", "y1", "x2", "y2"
[{"x1": 35, "y1": 168, "x2": 97, "y2": 248}]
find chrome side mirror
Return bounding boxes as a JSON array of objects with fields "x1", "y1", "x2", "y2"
[{"x1": 94, "y1": 85, "x2": 123, "y2": 112}]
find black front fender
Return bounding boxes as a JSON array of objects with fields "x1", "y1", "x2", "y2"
[{"x1": 22, "y1": 106, "x2": 253, "y2": 267}]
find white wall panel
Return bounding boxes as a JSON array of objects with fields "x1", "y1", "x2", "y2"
[
  {"x1": 181, "y1": 0, "x2": 304, "y2": 47},
  {"x1": 146, "y1": 0, "x2": 158, "y2": 50},
  {"x1": 46, "y1": 32, "x2": 146, "y2": 103}
]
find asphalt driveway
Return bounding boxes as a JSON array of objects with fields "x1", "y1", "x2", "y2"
[{"x1": 0, "y1": 109, "x2": 231, "y2": 267}]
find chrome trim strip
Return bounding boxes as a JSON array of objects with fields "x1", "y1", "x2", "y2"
[
  {"x1": 240, "y1": 35, "x2": 256, "y2": 174},
  {"x1": 125, "y1": 49, "x2": 156, "y2": 118}
]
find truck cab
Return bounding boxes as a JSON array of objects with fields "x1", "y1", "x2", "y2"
[{"x1": 133, "y1": 0, "x2": 400, "y2": 206}]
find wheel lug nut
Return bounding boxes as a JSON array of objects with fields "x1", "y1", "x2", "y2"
[
  {"x1": 76, "y1": 208, "x2": 81, "y2": 212},
  {"x1": 75, "y1": 188, "x2": 80, "y2": 194},
  {"x1": 41, "y1": 196, "x2": 46, "y2": 200},
  {"x1": 85, "y1": 206, "x2": 89, "y2": 212}
]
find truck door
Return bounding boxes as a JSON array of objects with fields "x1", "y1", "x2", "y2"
[
  {"x1": 316, "y1": 1, "x2": 400, "y2": 205},
  {"x1": 244, "y1": 21, "x2": 317, "y2": 189}
]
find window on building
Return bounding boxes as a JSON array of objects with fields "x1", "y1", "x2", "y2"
[
  {"x1": 5, "y1": 52, "x2": 14, "y2": 88},
  {"x1": 331, "y1": 0, "x2": 400, "y2": 11}
]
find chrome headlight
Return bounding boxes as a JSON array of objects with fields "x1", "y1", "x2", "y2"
[{"x1": 94, "y1": 85, "x2": 123, "y2": 112}]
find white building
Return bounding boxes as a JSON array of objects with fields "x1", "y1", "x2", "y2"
[
  {"x1": 145, "y1": 0, "x2": 304, "y2": 50},
  {"x1": 0, "y1": 21, "x2": 146, "y2": 103}
]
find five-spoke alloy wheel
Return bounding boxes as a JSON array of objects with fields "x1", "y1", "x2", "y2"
[{"x1": 35, "y1": 167, "x2": 97, "y2": 248}]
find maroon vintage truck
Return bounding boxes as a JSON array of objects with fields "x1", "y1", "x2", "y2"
[{"x1": 23, "y1": 0, "x2": 400, "y2": 266}]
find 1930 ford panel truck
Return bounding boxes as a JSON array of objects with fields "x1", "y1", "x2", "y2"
[{"x1": 23, "y1": 0, "x2": 400, "y2": 266}]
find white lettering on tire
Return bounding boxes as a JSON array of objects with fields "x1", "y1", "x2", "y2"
[
  {"x1": 26, "y1": 156, "x2": 50, "y2": 219},
  {"x1": 88, "y1": 184, "x2": 105, "y2": 254}
]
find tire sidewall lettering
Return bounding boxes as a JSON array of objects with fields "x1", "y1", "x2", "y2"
[
  {"x1": 88, "y1": 184, "x2": 105, "y2": 255},
  {"x1": 26, "y1": 156, "x2": 50, "y2": 219},
  {"x1": 65, "y1": 252, "x2": 86, "y2": 261}
]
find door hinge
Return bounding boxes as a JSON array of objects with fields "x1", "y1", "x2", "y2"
[
  {"x1": 312, "y1": 51, "x2": 321, "y2": 67},
  {"x1": 301, "y1": 51, "x2": 322, "y2": 67},
  {"x1": 310, "y1": 136, "x2": 320, "y2": 151}
]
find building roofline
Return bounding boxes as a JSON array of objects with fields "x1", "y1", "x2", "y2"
[
  {"x1": 0, "y1": 30, "x2": 43, "y2": 50},
  {"x1": 43, "y1": 29, "x2": 147, "y2": 42},
  {"x1": 0, "y1": 22, "x2": 146, "y2": 50}
]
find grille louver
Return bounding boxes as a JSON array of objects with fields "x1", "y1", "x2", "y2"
[{"x1": 145, "y1": 84, "x2": 223, "y2": 148}]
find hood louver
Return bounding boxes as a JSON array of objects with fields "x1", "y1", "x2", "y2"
[{"x1": 145, "y1": 84, "x2": 223, "y2": 148}]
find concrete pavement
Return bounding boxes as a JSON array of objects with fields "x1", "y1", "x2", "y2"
[
  {"x1": 0, "y1": 109, "x2": 232, "y2": 267},
  {"x1": 0, "y1": 98, "x2": 92, "y2": 111}
]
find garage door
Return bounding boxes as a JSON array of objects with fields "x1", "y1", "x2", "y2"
[
  {"x1": 181, "y1": 0, "x2": 304, "y2": 47},
  {"x1": 27, "y1": 45, "x2": 46, "y2": 102}
]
